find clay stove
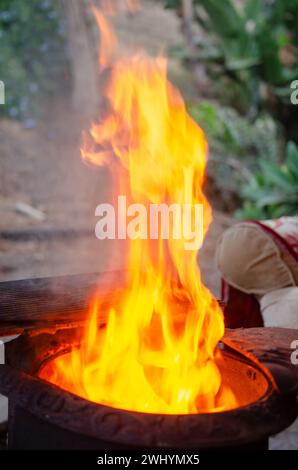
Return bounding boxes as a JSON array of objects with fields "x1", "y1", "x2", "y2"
[
  {"x1": 0, "y1": 274, "x2": 297, "y2": 450},
  {"x1": 1, "y1": 5, "x2": 297, "y2": 450}
]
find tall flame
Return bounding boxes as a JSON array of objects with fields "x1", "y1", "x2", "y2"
[{"x1": 40, "y1": 5, "x2": 236, "y2": 414}]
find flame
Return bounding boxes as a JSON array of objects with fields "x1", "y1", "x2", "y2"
[
  {"x1": 93, "y1": 7, "x2": 117, "y2": 68},
  {"x1": 40, "y1": 6, "x2": 237, "y2": 414},
  {"x1": 101, "y1": 0, "x2": 140, "y2": 16}
]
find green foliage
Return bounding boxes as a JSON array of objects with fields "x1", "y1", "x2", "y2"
[
  {"x1": 236, "y1": 141, "x2": 298, "y2": 220},
  {"x1": 189, "y1": 100, "x2": 280, "y2": 196},
  {"x1": 166, "y1": 0, "x2": 298, "y2": 114},
  {"x1": 166, "y1": 0, "x2": 298, "y2": 218},
  {"x1": 0, "y1": 0, "x2": 68, "y2": 124}
]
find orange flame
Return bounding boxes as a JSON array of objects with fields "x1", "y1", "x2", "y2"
[
  {"x1": 40, "y1": 6, "x2": 237, "y2": 414},
  {"x1": 93, "y1": 7, "x2": 117, "y2": 67}
]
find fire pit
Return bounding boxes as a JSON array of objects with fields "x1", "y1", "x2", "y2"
[
  {"x1": 0, "y1": 274, "x2": 297, "y2": 450},
  {"x1": 1, "y1": 5, "x2": 298, "y2": 451}
]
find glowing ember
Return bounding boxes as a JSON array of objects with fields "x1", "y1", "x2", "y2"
[{"x1": 40, "y1": 5, "x2": 237, "y2": 414}]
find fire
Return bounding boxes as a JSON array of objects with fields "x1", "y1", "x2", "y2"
[{"x1": 40, "y1": 5, "x2": 237, "y2": 414}]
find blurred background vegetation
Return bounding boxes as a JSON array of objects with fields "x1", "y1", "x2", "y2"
[
  {"x1": 0, "y1": 0, "x2": 297, "y2": 220},
  {"x1": 0, "y1": 0, "x2": 69, "y2": 125},
  {"x1": 165, "y1": 0, "x2": 298, "y2": 219}
]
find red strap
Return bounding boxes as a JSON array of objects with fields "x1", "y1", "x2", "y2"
[
  {"x1": 248, "y1": 220, "x2": 298, "y2": 264},
  {"x1": 221, "y1": 279, "x2": 263, "y2": 329}
]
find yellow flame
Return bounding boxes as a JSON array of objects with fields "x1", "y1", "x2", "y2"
[{"x1": 40, "y1": 6, "x2": 237, "y2": 414}]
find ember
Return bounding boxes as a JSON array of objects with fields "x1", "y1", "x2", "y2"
[{"x1": 40, "y1": 5, "x2": 237, "y2": 414}]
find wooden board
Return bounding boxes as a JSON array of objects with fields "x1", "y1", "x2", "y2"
[
  {"x1": 0, "y1": 271, "x2": 126, "y2": 335},
  {"x1": 0, "y1": 271, "x2": 227, "y2": 336}
]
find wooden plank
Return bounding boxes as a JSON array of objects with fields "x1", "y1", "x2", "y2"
[
  {"x1": 0, "y1": 271, "x2": 126, "y2": 334},
  {"x1": 0, "y1": 228, "x2": 93, "y2": 242},
  {"x1": 0, "y1": 271, "x2": 226, "y2": 336}
]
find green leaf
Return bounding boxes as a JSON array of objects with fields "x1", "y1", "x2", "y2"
[
  {"x1": 244, "y1": 0, "x2": 263, "y2": 20},
  {"x1": 286, "y1": 141, "x2": 298, "y2": 178},
  {"x1": 235, "y1": 201, "x2": 266, "y2": 220},
  {"x1": 259, "y1": 159, "x2": 296, "y2": 192},
  {"x1": 195, "y1": 0, "x2": 244, "y2": 37},
  {"x1": 221, "y1": 33, "x2": 260, "y2": 71},
  {"x1": 258, "y1": 27, "x2": 284, "y2": 84},
  {"x1": 164, "y1": 0, "x2": 181, "y2": 9},
  {"x1": 255, "y1": 191, "x2": 298, "y2": 208},
  {"x1": 269, "y1": 203, "x2": 298, "y2": 219},
  {"x1": 272, "y1": 85, "x2": 291, "y2": 97},
  {"x1": 167, "y1": 45, "x2": 189, "y2": 61}
]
